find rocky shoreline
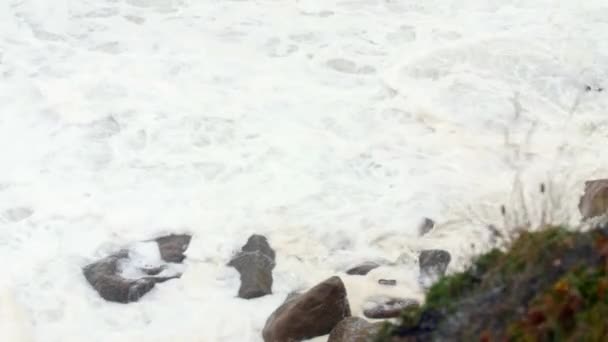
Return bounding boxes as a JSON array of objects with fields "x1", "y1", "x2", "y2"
[{"x1": 81, "y1": 179, "x2": 608, "y2": 341}]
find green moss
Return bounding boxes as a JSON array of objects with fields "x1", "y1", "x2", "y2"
[
  {"x1": 507, "y1": 234, "x2": 608, "y2": 341},
  {"x1": 424, "y1": 248, "x2": 504, "y2": 311},
  {"x1": 505, "y1": 227, "x2": 573, "y2": 264},
  {"x1": 399, "y1": 305, "x2": 423, "y2": 329},
  {"x1": 473, "y1": 248, "x2": 503, "y2": 273},
  {"x1": 374, "y1": 321, "x2": 397, "y2": 342},
  {"x1": 424, "y1": 271, "x2": 476, "y2": 310},
  {"x1": 377, "y1": 225, "x2": 603, "y2": 341}
]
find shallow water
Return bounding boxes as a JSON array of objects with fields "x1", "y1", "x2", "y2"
[{"x1": 0, "y1": 0, "x2": 607, "y2": 341}]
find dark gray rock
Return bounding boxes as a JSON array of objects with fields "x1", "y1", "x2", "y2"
[
  {"x1": 346, "y1": 262, "x2": 380, "y2": 276},
  {"x1": 418, "y1": 217, "x2": 435, "y2": 236},
  {"x1": 419, "y1": 249, "x2": 451, "y2": 285},
  {"x1": 241, "y1": 234, "x2": 276, "y2": 259},
  {"x1": 378, "y1": 279, "x2": 397, "y2": 286},
  {"x1": 228, "y1": 234, "x2": 276, "y2": 299},
  {"x1": 82, "y1": 250, "x2": 178, "y2": 303},
  {"x1": 155, "y1": 234, "x2": 192, "y2": 263},
  {"x1": 263, "y1": 276, "x2": 351, "y2": 342},
  {"x1": 328, "y1": 317, "x2": 382, "y2": 342},
  {"x1": 363, "y1": 297, "x2": 419, "y2": 319}
]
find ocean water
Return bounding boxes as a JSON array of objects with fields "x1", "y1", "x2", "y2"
[{"x1": 0, "y1": 0, "x2": 607, "y2": 341}]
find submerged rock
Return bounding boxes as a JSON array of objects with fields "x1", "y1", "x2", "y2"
[
  {"x1": 328, "y1": 317, "x2": 383, "y2": 342},
  {"x1": 346, "y1": 262, "x2": 380, "y2": 276},
  {"x1": 155, "y1": 234, "x2": 192, "y2": 263},
  {"x1": 418, "y1": 218, "x2": 435, "y2": 236},
  {"x1": 262, "y1": 276, "x2": 351, "y2": 342},
  {"x1": 82, "y1": 250, "x2": 179, "y2": 303},
  {"x1": 228, "y1": 234, "x2": 276, "y2": 299},
  {"x1": 84, "y1": 233, "x2": 191, "y2": 303},
  {"x1": 579, "y1": 179, "x2": 608, "y2": 220},
  {"x1": 363, "y1": 296, "x2": 419, "y2": 319},
  {"x1": 419, "y1": 249, "x2": 451, "y2": 284}
]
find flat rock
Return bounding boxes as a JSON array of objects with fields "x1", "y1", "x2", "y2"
[
  {"x1": 228, "y1": 234, "x2": 276, "y2": 299},
  {"x1": 363, "y1": 297, "x2": 419, "y2": 319},
  {"x1": 262, "y1": 276, "x2": 351, "y2": 342},
  {"x1": 346, "y1": 262, "x2": 380, "y2": 276},
  {"x1": 328, "y1": 317, "x2": 383, "y2": 342},
  {"x1": 378, "y1": 279, "x2": 397, "y2": 286},
  {"x1": 155, "y1": 234, "x2": 192, "y2": 263},
  {"x1": 579, "y1": 179, "x2": 608, "y2": 220}
]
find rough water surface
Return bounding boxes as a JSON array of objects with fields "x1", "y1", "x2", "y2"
[{"x1": 0, "y1": 0, "x2": 607, "y2": 341}]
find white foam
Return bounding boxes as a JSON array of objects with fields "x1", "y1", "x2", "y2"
[{"x1": 1, "y1": 0, "x2": 607, "y2": 341}]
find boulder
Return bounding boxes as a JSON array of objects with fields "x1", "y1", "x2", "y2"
[
  {"x1": 328, "y1": 317, "x2": 383, "y2": 342},
  {"x1": 363, "y1": 296, "x2": 419, "y2": 319},
  {"x1": 262, "y1": 276, "x2": 351, "y2": 342},
  {"x1": 346, "y1": 262, "x2": 380, "y2": 276},
  {"x1": 82, "y1": 250, "x2": 178, "y2": 303},
  {"x1": 579, "y1": 179, "x2": 608, "y2": 220},
  {"x1": 228, "y1": 234, "x2": 276, "y2": 299},
  {"x1": 155, "y1": 234, "x2": 192, "y2": 263}
]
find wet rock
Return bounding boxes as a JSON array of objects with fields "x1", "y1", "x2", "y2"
[
  {"x1": 82, "y1": 250, "x2": 178, "y2": 303},
  {"x1": 363, "y1": 296, "x2": 419, "y2": 319},
  {"x1": 346, "y1": 262, "x2": 380, "y2": 276},
  {"x1": 585, "y1": 85, "x2": 604, "y2": 92},
  {"x1": 378, "y1": 279, "x2": 397, "y2": 286},
  {"x1": 395, "y1": 252, "x2": 416, "y2": 265},
  {"x1": 418, "y1": 217, "x2": 435, "y2": 236},
  {"x1": 579, "y1": 179, "x2": 608, "y2": 220},
  {"x1": 419, "y1": 249, "x2": 451, "y2": 286},
  {"x1": 140, "y1": 265, "x2": 166, "y2": 276},
  {"x1": 155, "y1": 234, "x2": 192, "y2": 263},
  {"x1": 285, "y1": 291, "x2": 301, "y2": 302},
  {"x1": 262, "y1": 276, "x2": 351, "y2": 342},
  {"x1": 328, "y1": 317, "x2": 383, "y2": 342},
  {"x1": 228, "y1": 234, "x2": 276, "y2": 299}
]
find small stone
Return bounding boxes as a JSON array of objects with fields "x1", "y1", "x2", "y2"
[
  {"x1": 346, "y1": 262, "x2": 380, "y2": 276},
  {"x1": 378, "y1": 279, "x2": 397, "y2": 286},
  {"x1": 418, "y1": 217, "x2": 435, "y2": 236}
]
